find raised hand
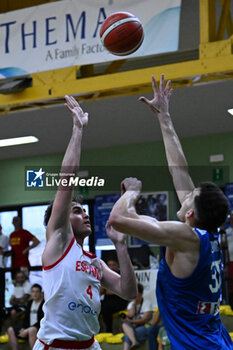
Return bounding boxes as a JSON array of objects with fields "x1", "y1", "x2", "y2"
[
  {"x1": 121, "y1": 177, "x2": 142, "y2": 192},
  {"x1": 105, "y1": 221, "x2": 126, "y2": 245},
  {"x1": 64, "y1": 95, "x2": 88, "y2": 128},
  {"x1": 139, "y1": 74, "x2": 173, "y2": 115}
]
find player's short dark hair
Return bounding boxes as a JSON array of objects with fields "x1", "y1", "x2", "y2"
[
  {"x1": 31, "y1": 283, "x2": 42, "y2": 291},
  {"x1": 44, "y1": 195, "x2": 83, "y2": 226},
  {"x1": 137, "y1": 283, "x2": 144, "y2": 294},
  {"x1": 194, "y1": 182, "x2": 229, "y2": 233}
]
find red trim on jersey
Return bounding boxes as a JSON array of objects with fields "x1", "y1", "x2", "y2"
[
  {"x1": 39, "y1": 336, "x2": 94, "y2": 349},
  {"x1": 82, "y1": 249, "x2": 97, "y2": 259},
  {"x1": 43, "y1": 236, "x2": 75, "y2": 270}
]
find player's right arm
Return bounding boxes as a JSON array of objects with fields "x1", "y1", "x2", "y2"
[
  {"x1": 43, "y1": 96, "x2": 88, "y2": 265},
  {"x1": 109, "y1": 178, "x2": 199, "y2": 250},
  {"x1": 139, "y1": 74, "x2": 195, "y2": 204}
]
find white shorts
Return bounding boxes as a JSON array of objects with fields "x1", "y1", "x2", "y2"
[{"x1": 33, "y1": 338, "x2": 101, "y2": 350}]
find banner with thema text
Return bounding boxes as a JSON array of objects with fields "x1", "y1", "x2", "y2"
[{"x1": 0, "y1": 0, "x2": 181, "y2": 79}]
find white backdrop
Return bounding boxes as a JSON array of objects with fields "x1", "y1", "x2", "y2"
[{"x1": 135, "y1": 269, "x2": 158, "y2": 307}]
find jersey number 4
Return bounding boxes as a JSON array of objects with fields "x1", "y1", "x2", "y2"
[{"x1": 86, "y1": 285, "x2": 93, "y2": 299}]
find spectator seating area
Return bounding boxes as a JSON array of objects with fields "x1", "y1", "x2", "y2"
[
  {"x1": 1, "y1": 305, "x2": 233, "y2": 350},
  {"x1": 2, "y1": 306, "x2": 233, "y2": 350}
]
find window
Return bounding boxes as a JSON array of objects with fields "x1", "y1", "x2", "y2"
[
  {"x1": 22, "y1": 205, "x2": 48, "y2": 266},
  {"x1": 0, "y1": 210, "x2": 18, "y2": 236}
]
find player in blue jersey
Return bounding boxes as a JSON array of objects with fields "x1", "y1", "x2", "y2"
[{"x1": 109, "y1": 75, "x2": 233, "y2": 349}]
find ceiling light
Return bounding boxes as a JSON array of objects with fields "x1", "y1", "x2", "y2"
[
  {"x1": 228, "y1": 108, "x2": 233, "y2": 116},
  {"x1": 0, "y1": 136, "x2": 39, "y2": 147}
]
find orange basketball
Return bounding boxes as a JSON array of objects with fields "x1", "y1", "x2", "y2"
[{"x1": 100, "y1": 12, "x2": 144, "y2": 56}]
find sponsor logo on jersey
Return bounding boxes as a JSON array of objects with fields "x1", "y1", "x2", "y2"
[
  {"x1": 197, "y1": 300, "x2": 220, "y2": 315},
  {"x1": 68, "y1": 301, "x2": 97, "y2": 316}
]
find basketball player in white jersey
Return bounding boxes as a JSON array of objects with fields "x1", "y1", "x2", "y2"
[{"x1": 33, "y1": 96, "x2": 137, "y2": 350}]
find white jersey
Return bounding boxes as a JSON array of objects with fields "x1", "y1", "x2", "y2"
[{"x1": 37, "y1": 237, "x2": 102, "y2": 343}]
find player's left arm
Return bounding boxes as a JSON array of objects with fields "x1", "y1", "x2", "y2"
[
  {"x1": 139, "y1": 74, "x2": 195, "y2": 205},
  {"x1": 100, "y1": 222, "x2": 137, "y2": 300}
]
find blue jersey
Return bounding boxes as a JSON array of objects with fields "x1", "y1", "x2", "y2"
[{"x1": 156, "y1": 228, "x2": 233, "y2": 350}]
